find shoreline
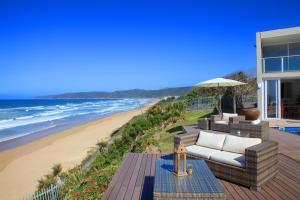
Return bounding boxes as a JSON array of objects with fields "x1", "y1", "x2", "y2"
[
  {"x1": 0, "y1": 98, "x2": 154, "y2": 151},
  {"x1": 0, "y1": 102, "x2": 156, "y2": 200},
  {"x1": 0, "y1": 107, "x2": 147, "y2": 152}
]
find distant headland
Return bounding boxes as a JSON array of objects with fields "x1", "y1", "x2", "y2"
[{"x1": 37, "y1": 87, "x2": 193, "y2": 99}]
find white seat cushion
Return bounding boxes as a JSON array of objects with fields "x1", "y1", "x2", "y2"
[
  {"x1": 210, "y1": 151, "x2": 245, "y2": 167},
  {"x1": 251, "y1": 119, "x2": 261, "y2": 125},
  {"x1": 214, "y1": 120, "x2": 228, "y2": 125},
  {"x1": 196, "y1": 131, "x2": 227, "y2": 150},
  {"x1": 222, "y1": 135, "x2": 262, "y2": 154},
  {"x1": 186, "y1": 145, "x2": 221, "y2": 159},
  {"x1": 222, "y1": 113, "x2": 238, "y2": 123}
]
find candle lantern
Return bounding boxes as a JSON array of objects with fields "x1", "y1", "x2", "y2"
[{"x1": 173, "y1": 144, "x2": 187, "y2": 176}]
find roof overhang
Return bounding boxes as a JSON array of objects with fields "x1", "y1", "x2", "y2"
[{"x1": 258, "y1": 26, "x2": 300, "y2": 46}]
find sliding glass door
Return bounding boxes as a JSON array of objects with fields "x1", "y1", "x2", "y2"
[
  {"x1": 281, "y1": 79, "x2": 300, "y2": 120},
  {"x1": 264, "y1": 79, "x2": 281, "y2": 119}
]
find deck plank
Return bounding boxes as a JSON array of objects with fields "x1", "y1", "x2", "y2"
[
  {"x1": 230, "y1": 182, "x2": 250, "y2": 200},
  {"x1": 108, "y1": 153, "x2": 136, "y2": 200},
  {"x1": 276, "y1": 173, "x2": 299, "y2": 193},
  {"x1": 268, "y1": 180, "x2": 298, "y2": 200},
  {"x1": 124, "y1": 153, "x2": 143, "y2": 200},
  {"x1": 274, "y1": 176, "x2": 300, "y2": 198},
  {"x1": 240, "y1": 186, "x2": 261, "y2": 200},
  {"x1": 219, "y1": 180, "x2": 235, "y2": 200},
  {"x1": 102, "y1": 153, "x2": 133, "y2": 199},
  {"x1": 261, "y1": 183, "x2": 282, "y2": 200},
  {"x1": 140, "y1": 154, "x2": 152, "y2": 200},
  {"x1": 131, "y1": 154, "x2": 148, "y2": 200}
]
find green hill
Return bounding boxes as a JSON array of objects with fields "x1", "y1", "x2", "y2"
[{"x1": 39, "y1": 87, "x2": 193, "y2": 99}]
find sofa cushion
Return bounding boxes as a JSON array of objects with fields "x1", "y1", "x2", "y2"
[
  {"x1": 222, "y1": 113, "x2": 238, "y2": 123},
  {"x1": 251, "y1": 119, "x2": 261, "y2": 125},
  {"x1": 210, "y1": 151, "x2": 245, "y2": 167},
  {"x1": 214, "y1": 120, "x2": 228, "y2": 125},
  {"x1": 222, "y1": 135, "x2": 262, "y2": 154},
  {"x1": 186, "y1": 145, "x2": 221, "y2": 159},
  {"x1": 196, "y1": 131, "x2": 227, "y2": 150}
]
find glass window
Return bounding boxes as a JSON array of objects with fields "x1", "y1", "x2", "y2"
[
  {"x1": 289, "y1": 43, "x2": 300, "y2": 56},
  {"x1": 283, "y1": 57, "x2": 289, "y2": 71},
  {"x1": 263, "y1": 44, "x2": 288, "y2": 58},
  {"x1": 288, "y1": 55, "x2": 300, "y2": 71},
  {"x1": 264, "y1": 57, "x2": 282, "y2": 72}
]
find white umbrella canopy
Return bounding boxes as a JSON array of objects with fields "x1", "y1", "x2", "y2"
[
  {"x1": 195, "y1": 78, "x2": 246, "y2": 114},
  {"x1": 196, "y1": 78, "x2": 246, "y2": 88}
]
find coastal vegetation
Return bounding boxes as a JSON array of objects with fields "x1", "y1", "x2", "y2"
[{"x1": 36, "y1": 99, "x2": 187, "y2": 199}]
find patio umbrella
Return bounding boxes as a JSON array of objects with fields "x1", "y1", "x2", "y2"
[{"x1": 195, "y1": 78, "x2": 246, "y2": 114}]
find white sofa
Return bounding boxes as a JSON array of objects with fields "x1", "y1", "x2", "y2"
[
  {"x1": 186, "y1": 131, "x2": 262, "y2": 168},
  {"x1": 174, "y1": 130, "x2": 278, "y2": 190}
]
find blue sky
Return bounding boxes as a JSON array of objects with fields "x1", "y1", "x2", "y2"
[{"x1": 0, "y1": 0, "x2": 300, "y2": 98}]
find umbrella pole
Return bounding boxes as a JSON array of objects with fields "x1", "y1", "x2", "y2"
[
  {"x1": 232, "y1": 86, "x2": 237, "y2": 113},
  {"x1": 219, "y1": 93, "x2": 222, "y2": 114},
  {"x1": 233, "y1": 93, "x2": 236, "y2": 113}
]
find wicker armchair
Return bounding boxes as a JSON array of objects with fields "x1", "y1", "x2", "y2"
[
  {"x1": 182, "y1": 118, "x2": 210, "y2": 134},
  {"x1": 210, "y1": 114, "x2": 245, "y2": 132},
  {"x1": 174, "y1": 132, "x2": 278, "y2": 191},
  {"x1": 230, "y1": 120, "x2": 270, "y2": 140},
  {"x1": 198, "y1": 118, "x2": 210, "y2": 130}
]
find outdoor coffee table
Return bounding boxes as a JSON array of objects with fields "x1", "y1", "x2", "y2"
[{"x1": 153, "y1": 159, "x2": 225, "y2": 200}]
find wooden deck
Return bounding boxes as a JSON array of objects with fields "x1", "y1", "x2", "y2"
[
  {"x1": 270, "y1": 128, "x2": 300, "y2": 161},
  {"x1": 102, "y1": 153, "x2": 300, "y2": 200},
  {"x1": 103, "y1": 130, "x2": 300, "y2": 200}
]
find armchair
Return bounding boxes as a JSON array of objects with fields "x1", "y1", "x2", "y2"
[{"x1": 210, "y1": 113, "x2": 245, "y2": 132}]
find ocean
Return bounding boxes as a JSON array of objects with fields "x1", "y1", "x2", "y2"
[{"x1": 0, "y1": 98, "x2": 150, "y2": 146}]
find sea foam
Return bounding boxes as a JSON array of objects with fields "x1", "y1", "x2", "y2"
[{"x1": 0, "y1": 98, "x2": 150, "y2": 142}]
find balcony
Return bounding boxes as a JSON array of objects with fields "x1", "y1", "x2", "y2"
[{"x1": 263, "y1": 55, "x2": 300, "y2": 73}]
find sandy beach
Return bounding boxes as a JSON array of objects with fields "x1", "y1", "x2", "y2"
[{"x1": 0, "y1": 103, "x2": 154, "y2": 200}]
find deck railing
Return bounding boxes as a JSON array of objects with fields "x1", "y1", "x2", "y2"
[
  {"x1": 263, "y1": 55, "x2": 300, "y2": 73},
  {"x1": 184, "y1": 96, "x2": 215, "y2": 111},
  {"x1": 183, "y1": 96, "x2": 257, "y2": 111}
]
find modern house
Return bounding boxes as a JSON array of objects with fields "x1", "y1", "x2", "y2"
[{"x1": 256, "y1": 26, "x2": 300, "y2": 121}]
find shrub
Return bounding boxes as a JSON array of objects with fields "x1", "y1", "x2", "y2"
[
  {"x1": 52, "y1": 163, "x2": 62, "y2": 177},
  {"x1": 147, "y1": 105, "x2": 164, "y2": 116},
  {"x1": 130, "y1": 116, "x2": 152, "y2": 134},
  {"x1": 37, "y1": 163, "x2": 63, "y2": 191},
  {"x1": 96, "y1": 141, "x2": 108, "y2": 154},
  {"x1": 148, "y1": 115, "x2": 163, "y2": 126},
  {"x1": 37, "y1": 176, "x2": 57, "y2": 191},
  {"x1": 123, "y1": 125, "x2": 138, "y2": 138},
  {"x1": 164, "y1": 101, "x2": 186, "y2": 123},
  {"x1": 184, "y1": 88, "x2": 199, "y2": 99}
]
